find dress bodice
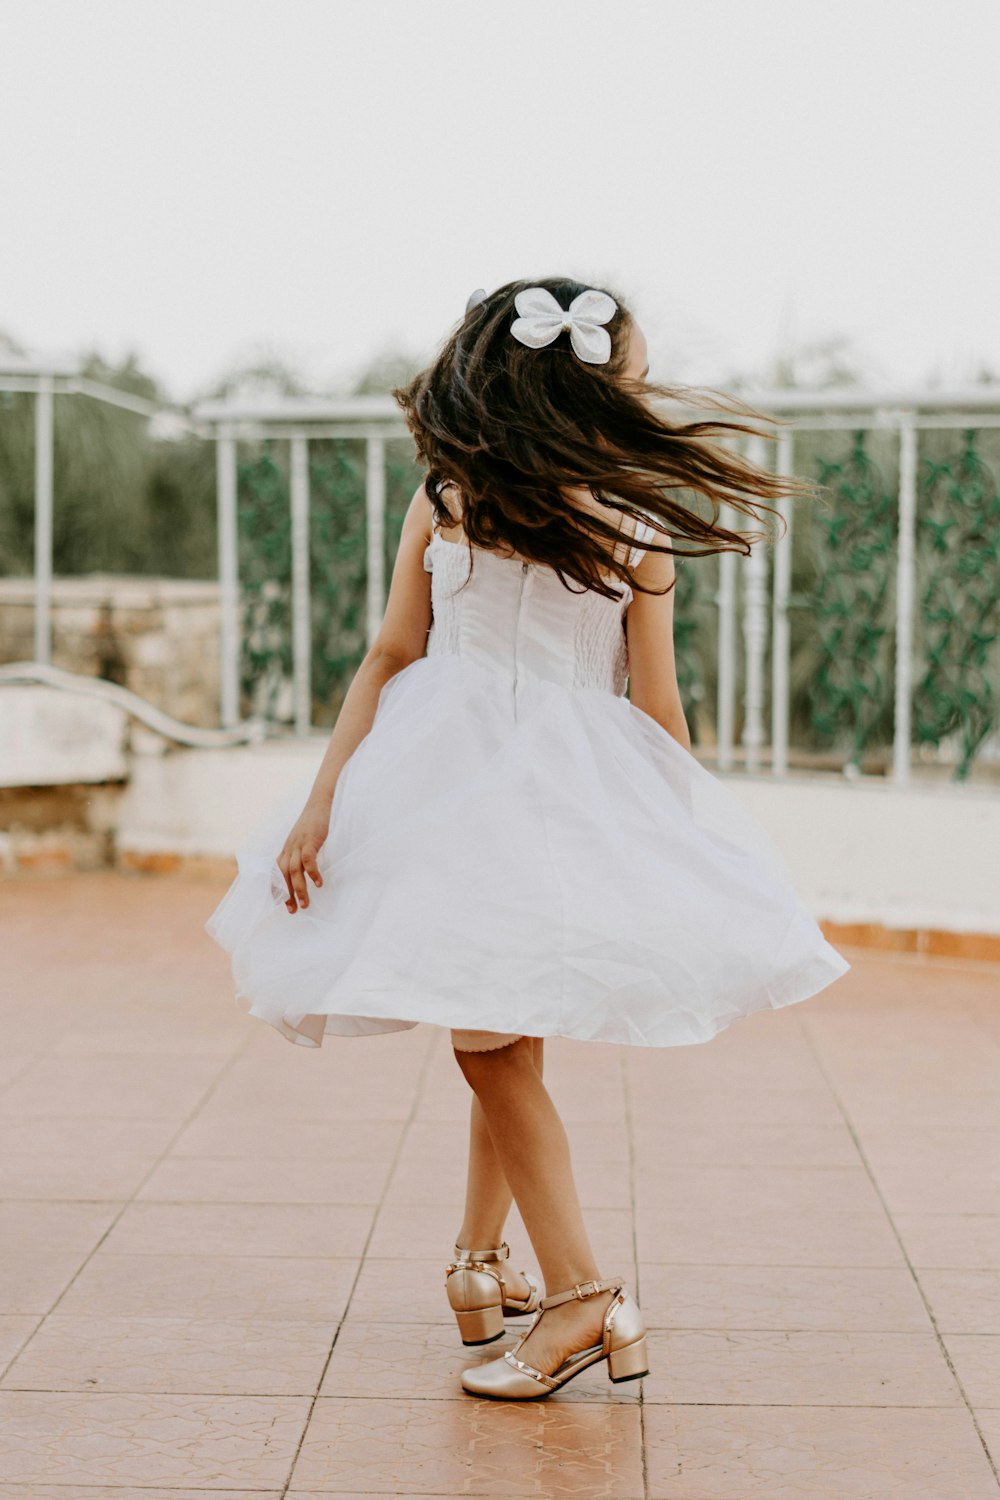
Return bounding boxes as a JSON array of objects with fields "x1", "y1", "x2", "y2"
[{"x1": 422, "y1": 520, "x2": 657, "y2": 699}]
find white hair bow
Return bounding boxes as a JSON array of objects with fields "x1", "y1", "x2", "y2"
[{"x1": 510, "y1": 286, "x2": 618, "y2": 365}]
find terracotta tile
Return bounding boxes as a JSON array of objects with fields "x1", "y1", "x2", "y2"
[
  {"x1": 543, "y1": 1087, "x2": 627, "y2": 1126},
  {"x1": 135, "y1": 1154, "x2": 392, "y2": 1205},
  {"x1": 3, "y1": 1115, "x2": 180, "y2": 1157},
  {"x1": 856, "y1": 1122, "x2": 1000, "y2": 1167},
  {"x1": 0, "y1": 1155, "x2": 156, "y2": 1200},
  {"x1": 379, "y1": 1159, "x2": 468, "y2": 1207},
  {"x1": 56, "y1": 1252, "x2": 358, "y2": 1322},
  {"x1": 564, "y1": 1120, "x2": 633, "y2": 1164},
  {"x1": 319, "y1": 1320, "x2": 637, "y2": 1404},
  {"x1": 641, "y1": 1329, "x2": 960, "y2": 1406},
  {"x1": 977, "y1": 1408, "x2": 1000, "y2": 1471},
  {"x1": 643, "y1": 1403, "x2": 998, "y2": 1498},
  {"x1": 634, "y1": 1164, "x2": 881, "y2": 1215},
  {"x1": 629, "y1": 1085, "x2": 845, "y2": 1126},
  {"x1": 636, "y1": 1204, "x2": 904, "y2": 1268},
  {"x1": 632, "y1": 1119, "x2": 860, "y2": 1168},
  {"x1": 941, "y1": 1335, "x2": 1000, "y2": 1407},
  {"x1": 806, "y1": 1006, "x2": 993, "y2": 1047},
  {"x1": 0, "y1": 1253, "x2": 94, "y2": 1316},
  {"x1": 350, "y1": 1257, "x2": 479, "y2": 1325},
  {"x1": 364, "y1": 1201, "x2": 508, "y2": 1258},
  {"x1": 919, "y1": 1269, "x2": 1000, "y2": 1333},
  {"x1": 0, "y1": 1389, "x2": 309, "y2": 1487},
  {"x1": 0, "y1": 1055, "x2": 224, "y2": 1119},
  {"x1": 894, "y1": 1214, "x2": 1000, "y2": 1269},
  {"x1": 6, "y1": 872, "x2": 1000, "y2": 1498},
  {"x1": 636, "y1": 1264, "x2": 933, "y2": 1331},
  {"x1": 1, "y1": 1314, "x2": 336, "y2": 1395},
  {"x1": 809, "y1": 1038, "x2": 1000, "y2": 1089},
  {"x1": 292, "y1": 1395, "x2": 644, "y2": 1495},
  {"x1": 204, "y1": 1056, "x2": 421, "y2": 1121},
  {"x1": 625, "y1": 1034, "x2": 827, "y2": 1090},
  {"x1": 0, "y1": 1490, "x2": 280, "y2": 1499},
  {"x1": 170, "y1": 1113, "x2": 402, "y2": 1160},
  {"x1": 103, "y1": 1200, "x2": 375, "y2": 1258},
  {"x1": 0, "y1": 1054, "x2": 41, "y2": 1091},
  {"x1": 835, "y1": 1087, "x2": 1000, "y2": 1131},
  {"x1": 0, "y1": 1319, "x2": 38, "y2": 1373},
  {"x1": 50, "y1": 1011, "x2": 244, "y2": 1055},
  {"x1": 870, "y1": 1158, "x2": 1000, "y2": 1215},
  {"x1": 0, "y1": 1201, "x2": 121, "y2": 1254}
]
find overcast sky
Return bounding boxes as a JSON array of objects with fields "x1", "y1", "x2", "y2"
[{"x1": 2, "y1": 0, "x2": 998, "y2": 402}]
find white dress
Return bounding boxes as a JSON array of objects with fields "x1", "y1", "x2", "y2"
[{"x1": 206, "y1": 520, "x2": 850, "y2": 1047}]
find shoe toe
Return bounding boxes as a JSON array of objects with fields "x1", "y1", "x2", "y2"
[{"x1": 460, "y1": 1353, "x2": 545, "y2": 1399}]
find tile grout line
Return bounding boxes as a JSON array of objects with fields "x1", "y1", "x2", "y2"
[
  {"x1": 620, "y1": 1046, "x2": 650, "y2": 1500},
  {"x1": 277, "y1": 1023, "x2": 440, "y2": 1499},
  {"x1": 799, "y1": 1014, "x2": 1000, "y2": 1491},
  {"x1": 0, "y1": 1025, "x2": 260, "y2": 1388}
]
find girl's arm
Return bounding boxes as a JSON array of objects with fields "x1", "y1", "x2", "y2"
[
  {"x1": 624, "y1": 544, "x2": 692, "y2": 753},
  {"x1": 278, "y1": 482, "x2": 434, "y2": 911}
]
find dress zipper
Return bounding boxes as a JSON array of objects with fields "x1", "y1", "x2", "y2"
[{"x1": 512, "y1": 560, "x2": 529, "y2": 722}]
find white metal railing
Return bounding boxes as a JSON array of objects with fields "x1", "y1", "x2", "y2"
[
  {"x1": 197, "y1": 386, "x2": 999, "y2": 783},
  {"x1": 192, "y1": 397, "x2": 408, "y2": 736},
  {"x1": 4, "y1": 354, "x2": 1000, "y2": 781}
]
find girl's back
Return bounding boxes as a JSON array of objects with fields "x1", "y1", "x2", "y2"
[{"x1": 424, "y1": 506, "x2": 658, "y2": 701}]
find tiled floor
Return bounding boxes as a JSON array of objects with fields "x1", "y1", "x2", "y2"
[{"x1": 1, "y1": 872, "x2": 999, "y2": 1498}]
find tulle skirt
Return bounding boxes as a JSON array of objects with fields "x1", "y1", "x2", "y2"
[{"x1": 206, "y1": 653, "x2": 850, "y2": 1048}]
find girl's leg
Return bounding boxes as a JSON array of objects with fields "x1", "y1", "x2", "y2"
[
  {"x1": 453, "y1": 1035, "x2": 615, "y2": 1373},
  {"x1": 455, "y1": 1037, "x2": 543, "y2": 1303}
]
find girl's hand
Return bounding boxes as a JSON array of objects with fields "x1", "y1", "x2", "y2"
[{"x1": 277, "y1": 799, "x2": 331, "y2": 913}]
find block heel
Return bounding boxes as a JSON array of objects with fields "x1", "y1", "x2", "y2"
[
  {"x1": 445, "y1": 1242, "x2": 540, "y2": 1346},
  {"x1": 607, "y1": 1334, "x2": 649, "y2": 1382},
  {"x1": 454, "y1": 1303, "x2": 505, "y2": 1345}
]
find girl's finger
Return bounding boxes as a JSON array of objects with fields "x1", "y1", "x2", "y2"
[
  {"x1": 277, "y1": 855, "x2": 297, "y2": 910},
  {"x1": 289, "y1": 852, "x2": 308, "y2": 909},
  {"x1": 303, "y1": 848, "x2": 323, "y2": 887}
]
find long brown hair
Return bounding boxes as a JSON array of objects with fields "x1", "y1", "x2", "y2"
[{"x1": 393, "y1": 276, "x2": 813, "y2": 600}]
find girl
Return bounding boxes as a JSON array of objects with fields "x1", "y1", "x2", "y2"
[{"x1": 206, "y1": 277, "x2": 850, "y2": 1401}]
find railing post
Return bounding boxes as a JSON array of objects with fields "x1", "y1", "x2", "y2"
[
  {"x1": 33, "y1": 375, "x2": 55, "y2": 663},
  {"x1": 365, "y1": 431, "x2": 386, "y2": 649},
  {"x1": 716, "y1": 510, "x2": 738, "y2": 772},
  {"x1": 742, "y1": 436, "x2": 770, "y2": 773},
  {"x1": 771, "y1": 426, "x2": 794, "y2": 775},
  {"x1": 893, "y1": 411, "x2": 918, "y2": 786},
  {"x1": 216, "y1": 427, "x2": 240, "y2": 729},
  {"x1": 289, "y1": 434, "x2": 312, "y2": 735}
]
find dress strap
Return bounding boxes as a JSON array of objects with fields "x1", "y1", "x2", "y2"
[{"x1": 627, "y1": 519, "x2": 659, "y2": 569}]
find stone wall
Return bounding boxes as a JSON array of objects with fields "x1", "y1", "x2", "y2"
[{"x1": 0, "y1": 576, "x2": 221, "y2": 727}]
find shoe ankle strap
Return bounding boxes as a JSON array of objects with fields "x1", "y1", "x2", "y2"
[
  {"x1": 452, "y1": 1241, "x2": 509, "y2": 1264},
  {"x1": 538, "y1": 1276, "x2": 624, "y2": 1310}
]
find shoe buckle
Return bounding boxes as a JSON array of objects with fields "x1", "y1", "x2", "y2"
[{"x1": 574, "y1": 1279, "x2": 602, "y2": 1299}]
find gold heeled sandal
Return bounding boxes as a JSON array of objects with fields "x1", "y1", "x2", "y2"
[
  {"x1": 445, "y1": 1241, "x2": 541, "y2": 1346},
  {"x1": 460, "y1": 1275, "x2": 649, "y2": 1398}
]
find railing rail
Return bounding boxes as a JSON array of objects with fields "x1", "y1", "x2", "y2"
[{"x1": 3, "y1": 356, "x2": 999, "y2": 782}]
